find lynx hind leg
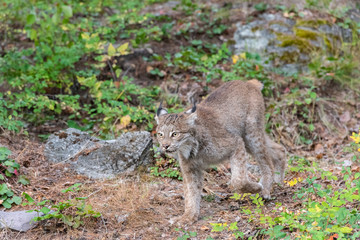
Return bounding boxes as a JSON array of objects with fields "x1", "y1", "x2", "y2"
[
  {"x1": 230, "y1": 138, "x2": 263, "y2": 194},
  {"x1": 245, "y1": 130, "x2": 274, "y2": 199},
  {"x1": 265, "y1": 135, "x2": 286, "y2": 184}
]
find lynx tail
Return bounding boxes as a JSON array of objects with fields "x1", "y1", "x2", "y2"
[{"x1": 248, "y1": 79, "x2": 263, "y2": 91}]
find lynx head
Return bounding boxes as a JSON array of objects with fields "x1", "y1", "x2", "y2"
[{"x1": 155, "y1": 102, "x2": 198, "y2": 159}]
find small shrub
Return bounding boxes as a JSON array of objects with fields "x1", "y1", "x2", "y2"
[
  {"x1": 0, "y1": 147, "x2": 28, "y2": 208},
  {"x1": 23, "y1": 183, "x2": 101, "y2": 229}
]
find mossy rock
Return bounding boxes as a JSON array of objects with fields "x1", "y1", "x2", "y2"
[{"x1": 234, "y1": 12, "x2": 352, "y2": 73}]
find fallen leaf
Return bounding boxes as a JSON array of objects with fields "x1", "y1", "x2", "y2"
[
  {"x1": 200, "y1": 225, "x2": 210, "y2": 231},
  {"x1": 326, "y1": 233, "x2": 338, "y2": 240},
  {"x1": 146, "y1": 66, "x2": 153, "y2": 73},
  {"x1": 283, "y1": 87, "x2": 290, "y2": 94},
  {"x1": 314, "y1": 144, "x2": 324, "y2": 155},
  {"x1": 120, "y1": 115, "x2": 131, "y2": 128},
  {"x1": 340, "y1": 111, "x2": 351, "y2": 123}
]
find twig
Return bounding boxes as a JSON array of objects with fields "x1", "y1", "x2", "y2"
[
  {"x1": 107, "y1": 60, "x2": 118, "y2": 82},
  {"x1": 86, "y1": 188, "x2": 102, "y2": 199}
]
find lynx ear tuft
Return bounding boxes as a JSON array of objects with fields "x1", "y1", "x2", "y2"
[
  {"x1": 185, "y1": 102, "x2": 197, "y2": 126},
  {"x1": 156, "y1": 101, "x2": 168, "y2": 117},
  {"x1": 185, "y1": 102, "x2": 196, "y2": 114},
  {"x1": 155, "y1": 101, "x2": 168, "y2": 124}
]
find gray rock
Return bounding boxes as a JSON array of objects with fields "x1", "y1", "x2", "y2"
[
  {"x1": 0, "y1": 210, "x2": 44, "y2": 232},
  {"x1": 234, "y1": 12, "x2": 353, "y2": 74},
  {"x1": 44, "y1": 128, "x2": 153, "y2": 179}
]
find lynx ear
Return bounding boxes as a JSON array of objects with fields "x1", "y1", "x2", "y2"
[
  {"x1": 185, "y1": 102, "x2": 197, "y2": 126},
  {"x1": 185, "y1": 102, "x2": 196, "y2": 114},
  {"x1": 155, "y1": 101, "x2": 168, "y2": 124}
]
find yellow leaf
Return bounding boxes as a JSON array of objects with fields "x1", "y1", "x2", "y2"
[
  {"x1": 108, "y1": 43, "x2": 116, "y2": 57},
  {"x1": 240, "y1": 52, "x2": 246, "y2": 59},
  {"x1": 117, "y1": 42, "x2": 129, "y2": 55},
  {"x1": 95, "y1": 91, "x2": 102, "y2": 100},
  {"x1": 232, "y1": 55, "x2": 239, "y2": 64},
  {"x1": 120, "y1": 115, "x2": 131, "y2": 128},
  {"x1": 339, "y1": 226, "x2": 352, "y2": 233},
  {"x1": 81, "y1": 33, "x2": 90, "y2": 40},
  {"x1": 201, "y1": 55, "x2": 208, "y2": 61}
]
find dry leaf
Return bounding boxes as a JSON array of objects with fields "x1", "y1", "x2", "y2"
[
  {"x1": 120, "y1": 115, "x2": 131, "y2": 128},
  {"x1": 200, "y1": 225, "x2": 210, "y2": 231},
  {"x1": 146, "y1": 66, "x2": 153, "y2": 73},
  {"x1": 340, "y1": 111, "x2": 350, "y2": 123}
]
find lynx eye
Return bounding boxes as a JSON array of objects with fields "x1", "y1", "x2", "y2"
[
  {"x1": 171, "y1": 132, "x2": 178, "y2": 137},
  {"x1": 158, "y1": 132, "x2": 164, "y2": 138}
]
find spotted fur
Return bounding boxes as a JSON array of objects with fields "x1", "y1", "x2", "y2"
[{"x1": 155, "y1": 79, "x2": 286, "y2": 225}]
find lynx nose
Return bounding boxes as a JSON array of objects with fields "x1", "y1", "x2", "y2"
[{"x1": 163, "y1": 144, "x2": 170, "y2": 150}]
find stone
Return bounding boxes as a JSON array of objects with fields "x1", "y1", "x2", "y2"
[
  {"x1": 0, "y1": 210, "x2": 45, "y2": 232},
  {"x1": 44, "y1": 128, "x2": 153, "y2": 179},
  {"x1": 234, "y1": 12, "x2": 353, "y2": 74}
]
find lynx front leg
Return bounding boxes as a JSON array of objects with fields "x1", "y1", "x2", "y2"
[
  {"x1": 171, "y1": 157, "x2": 203, "y2": 225},
  {"x1": 230, "y1": 138, "x2": 263, "y2": 194},
  {"x1": 245, "y1": 131, "x2": 275, "y2": 199},
  {"x1": 265, "y1": 135, "x2": 286, "y2": 184}
]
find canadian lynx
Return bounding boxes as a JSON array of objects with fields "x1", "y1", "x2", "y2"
[{"x1": 155, "y1": 80, "x2": 286, "y2": 224}]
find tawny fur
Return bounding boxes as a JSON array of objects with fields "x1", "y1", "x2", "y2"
[{"x1": 155, "y1": 80, "x2": 286, "y2": 224}]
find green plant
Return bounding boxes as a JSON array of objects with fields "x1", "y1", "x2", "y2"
[
  {"x1": 349, "y1": 130, "x2": 360, "y2": 162},
  {"x1": 0, "y1": 147, "x2": 27, "y2": 208},
  {"x1": 23, "y1": 183, "x2": 101, "y2": 229},
  {"x1": 150, "y1": 147, "x2": 182, "y2": 180},
  {"x1": 210, "y1": 135, "x2": 360, "y2": 239},
  {"x1": 175, "y1": 228, "x2": 197, "y2": 240}
]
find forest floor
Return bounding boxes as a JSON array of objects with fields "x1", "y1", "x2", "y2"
[{"x1": 1, "y1": 0, "x2": 360, "y2": 239}]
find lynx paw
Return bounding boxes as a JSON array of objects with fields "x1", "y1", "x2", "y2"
[
  {"x1": 169, "y1": 213, "x2": 199, "y2": 226},
  {"x1": 261, "y1": 188, "x2": 271, "y2": 200}
]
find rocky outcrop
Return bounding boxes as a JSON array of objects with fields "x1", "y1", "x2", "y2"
[
  {"x1": 234, "y1": 12, "x2": 353, "y2": 74},
  {"x1": 44, "y1": 128, "x2": 153, "y2": 179}
]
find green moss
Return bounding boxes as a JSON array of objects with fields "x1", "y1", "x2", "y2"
[
  {"x1": 268, "y1": 20, "x2": 291, "y2": 27},
  {"x1": 276, "y1": 32, "x2": 315, "y2": 53},
  {"x1": 251, "y1": 26, "x2": 262, "y2": 32},
  {"x1": 279, "y1": 51, "x2": 300, "y2": 64},
  {"x1": 295, "y1": 19, "x2": 330, "y2": 28},
  {"x1": 293, "y1": 28, "x2": 319, "y2": 40}
]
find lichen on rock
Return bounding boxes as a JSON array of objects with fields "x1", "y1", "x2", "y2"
[{"x1": 234, "y1": 12, "x2": 353, "y2": 74}]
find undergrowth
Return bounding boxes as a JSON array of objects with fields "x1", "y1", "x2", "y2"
[{"x1": 208, "y1": 130, "x2": 360, "y2": 239}]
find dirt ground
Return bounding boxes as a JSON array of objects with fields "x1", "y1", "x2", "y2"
[{"x1": 0, "y1": 110, "x2": 357, "y2": 240}]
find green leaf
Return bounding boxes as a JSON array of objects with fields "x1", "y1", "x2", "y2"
[
  {"x1": 52, "y1": 13, "x2": 60, "y2": 24},
  {"x1": 0, "y1": 184, "x2": 9, "y2": 195},
  {"x1": 22, "y1": 192, "x2": 35, "y2": 203},
  {"x1": 2, "y1": 200, "x2": 12, "y2": 209},
  {"x1": 310, "y1": 91, "x2": 317, "y2": 99},
  {"x1": 12, "y1": 195, "x2": 22, "y2": 205},
  {"x1": 61, "y1": 5, "x2": 73, "y2": 18},
  {"x1": 29, "y1": 29, "x2": 37, "y2": 41},
  {"x1": 0, "y1": 147, "x2": 11, "y2": 159},
  {"x1": 18, "y1": 175, "x2": 30, "y2": 185},
  {"x1": 6, "y1": 190, "x2": 14, "y2": 197},
  {"x1": 339, "y1": 226, "x2": 352, "y2": 233},
  {"x1": 26, "y1": 14, "x2": 36, "y2": 25},
  {"x1": 108, "y1": 43, "x2": 116, "y2": 57},
  {"x1": 0, "y1": 175, "x2": 4, "y2": 180},
  {"x1": 304, "y1": 98, "x2": 312, "y2": 104},
  {"x1": 40, "y1": 207, "x2": 51, "y2": 214}
]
